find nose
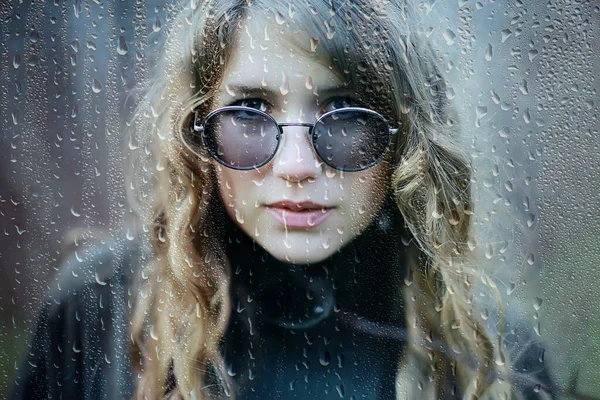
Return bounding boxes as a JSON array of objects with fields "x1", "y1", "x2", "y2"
[{"x1": 272, "y1": 125, "x2": 322, "y2": 183}]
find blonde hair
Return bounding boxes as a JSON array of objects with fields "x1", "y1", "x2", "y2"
[{"x1": 126, "y1": 0, "x2": 513, "y2": 398}]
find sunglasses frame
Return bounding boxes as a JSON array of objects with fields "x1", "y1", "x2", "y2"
[{"x1": 185, "y1": 105, "x2": 399, "y2": 172}]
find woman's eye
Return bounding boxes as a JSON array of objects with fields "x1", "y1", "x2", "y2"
[
  {"x1": 232, "y1": 98, "x2": 271, "y2": 113},
  {"x1": 321, "y1": 97, "x2": 358, "y2": 114}
]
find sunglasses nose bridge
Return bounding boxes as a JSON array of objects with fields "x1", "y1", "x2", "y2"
[
  {"x1": 277, "y1": 122, "x2": 315, "y2": 147},
  {"x1": 271, "y1": 122, "x2": 323, "y2": 178}
]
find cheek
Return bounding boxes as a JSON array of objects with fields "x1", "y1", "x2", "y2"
[
  {"x1": 350, "y1": 163, "x2": 390, "y2": 201},
  {"x1": 342, "y1": 164, "x2": 391, "y2": 228},
  {"x1": 215, "y1": 164, "x2": 263, "y2": 208}
]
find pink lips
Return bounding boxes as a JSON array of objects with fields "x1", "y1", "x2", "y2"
[{"x1": 265, "y1": 201, "x2": 334, "y2": 228}]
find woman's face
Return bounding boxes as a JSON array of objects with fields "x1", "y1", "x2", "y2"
[{"x1": 212, "y1": 16, "x2": 392, "y2": 264}]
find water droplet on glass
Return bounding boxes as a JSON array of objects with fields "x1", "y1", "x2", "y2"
[
  {"x1": 501, "y1": 29, "x2": 512, "y2": 43},
  {"x1": 485, "y1": 44, "x2": 493, "y2": 61},
  {"x1": 95, "y1": 272, "x2": 107, "y2": 286},
  {"x1": 92, "y1": 78, "x2": 102, "y2": 93},
  {"x1": 235, "y1": 209, "x2": 244, "y2": 224},
  {"x1": 533, "y1": 297, "x2": 543, "y2": 311},
  {"x1": 305, "y1": 76, "x2": 313, "y2": 90},
  {"x1": 485, "y1": 244, "x2": 493, "y2": 259},
  {"x1": 126, "y1": 228, "x2": 135, "y2": 241},
  {"x1": 11, "y1": 110, "x2": 19, "y2": 125},
  {"x1": 528, "y1": 49, "x2": 538, "y2": 62},
  {"x1": 476, "y1": 105, "x2": 488, "y2": 119},
  {"x1": 29, "y1": 29, "x2": 40, "y2": 43},
  {"x1": 443, "y1": 29, "x2": 456, "y2": 46},
  {"x1": 12, "y1": 55, "x2": 21, "y2": 69},
  {"x1": 275, "y1": 12, "x2": 285, "y2": 25},
  {"x1": 534, "y1": 321, "x2": 541, "y2": 336},
  {"x1": 523, "y1": 108, "x2": 531, "y2": 124},
  {"x1": 117, "y1": 36, "x2": 129, "y2": 55},
  {"x1": 319, "y1": 350, "x2": 331, "y2": 366},
  {"x1": 225, "y1": 84, "x2": 236, "y2": 96},
  {"x1": 279, "y1": 73, "x2": 289, "y2": 95},
  {"x1": 325, "y1": 21, "x2": 335, "y2": 40},
  {"x1": 153, "y1": 16, "x2": 162, "y2": 32},
  {"x1": 526, "y1": 253, "x2": 535, "y2": 266},
  {"x1": 227, "y1": 363, "x2": 237, "y2": 376},
  {"x1": 481, "y1": 308, "x2": 489, "y2": 320},
  {"x1": 526, "y1": 213, "x2": 535, "y2": 228},
  {"x1": 150, "y1": 325, "x2": 159, "y2": 340},
  {"x1": 519, "y1": 80, "x2": 529, "y2": 95}
]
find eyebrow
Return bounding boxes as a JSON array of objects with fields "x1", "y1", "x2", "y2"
[{"x1": 222, "y1": 84, "x2": 354, "y2": 99}]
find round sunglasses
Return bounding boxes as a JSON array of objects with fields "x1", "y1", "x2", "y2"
[{"x1": 181, "y1": 106, "x2": 399, "y2": 172}]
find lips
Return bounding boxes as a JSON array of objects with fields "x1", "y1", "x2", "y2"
[{"x1": 265, "y1": 201, "x2": 334, "y2": 228}]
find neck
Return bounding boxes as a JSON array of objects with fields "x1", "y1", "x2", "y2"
[{"x1": 223, "y1": 198, "x2": 409, "y2": 330}]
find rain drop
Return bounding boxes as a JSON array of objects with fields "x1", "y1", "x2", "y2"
[
  {"x1": 275, "y1": 12, "x2": 285, "y2": 25},
  {"x1": 443, "y1": 29, "x2": 456, "y2": 46},
  {"x1": 526, "y1": 253, "x2": 535, "y2": 266},
  {"x1": 117, "y1": 36, "x2": 128, "y2": 55},
  {"x1": 501, "y1": 29, "x2": 512, "y2": 43},
  {"x1": 11, "y1": 110, "x2": 19, "y2": 125},
  {"x1": 29, "y1": 29, "x2": 40, "y2": 43},
  {"x1": 485, "y1": 44, "x2": 493, "y2": 61},
  {"x1": 305, "y1": 76, "x2": 313, "y2": 90},
  {"x1": 235, "y1": 209, "x2": 244, "y2": 224},
  {"x1": 227, "y1": 363, "x2": 237, "y2": 377},
  {"x1": 310, "y1": 37, "x2": 318, "y2": 52},
  {"x1": 126, "y1": 228, "x2": 135, "y2": 241},
  {"x1": 92, "y1": 78, "x2": 102, "y2": 93},
  {"x1": 152, "y1": 16, "x2": 162, "y2": 32},
  {"x1": 528, "y1": 49, "x2": 538, "y2": 62},
  {"x1": 319, "y1": 350, "x2": 331, "y2": 366},
  {"x1": 519, "y1": 80, "x2": 529, "y2": 95},
  {"x1": 95, "y1": 272, "x2": 107, "y2": 286},
  {"x1": 279, "y1": 73, "x2": 289, "y2": 95}
]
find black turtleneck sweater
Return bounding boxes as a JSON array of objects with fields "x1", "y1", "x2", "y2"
[
  {"x1": 11, "y1": 199, "x2": 556, "y2": 399},
  {"x1": 218, "y1": 199, "x2": 409, "y2": 399}
]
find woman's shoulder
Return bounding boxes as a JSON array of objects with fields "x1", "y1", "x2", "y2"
[{"x1": 10, "y1": 236, "x2": 141, "y2": 400}]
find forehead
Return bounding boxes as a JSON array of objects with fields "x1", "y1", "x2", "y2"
[{"x1": 219, "y1": 15, "x2": 345, "y2": 94}]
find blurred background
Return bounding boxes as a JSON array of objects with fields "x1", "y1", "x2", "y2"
[{"x1": 0, "y1": 0, "x2": 598, "y2": 398}]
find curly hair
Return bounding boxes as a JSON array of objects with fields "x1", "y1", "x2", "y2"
[{"x1": 125, "y1": 0, "x2": 512, "y2": 398}]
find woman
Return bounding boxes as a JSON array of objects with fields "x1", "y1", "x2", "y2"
[{"x1": 12, "y1": 0, "x2": 553, "y2": 399}]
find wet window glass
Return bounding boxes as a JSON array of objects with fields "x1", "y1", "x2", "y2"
[{"x1": 1, "y1": 1, "x2": 598, "y2": 399}]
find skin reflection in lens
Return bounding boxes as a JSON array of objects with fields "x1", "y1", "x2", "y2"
[{"x1": 209, "y1": 110, "x2": 279, "y2": 168}]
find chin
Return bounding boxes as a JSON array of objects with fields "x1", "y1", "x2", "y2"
[{"x1": 260, "y1": 234, "x2": 343, "y2": 265}]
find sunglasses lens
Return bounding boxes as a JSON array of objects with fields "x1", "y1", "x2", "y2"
[
  {"x1": 312, "y1": 109, "x2": 391, "y2": 171},
  {"x1": 202, "y1": 109, "x2": 280, "y2": 169},
  {"x1": 190, "y1": 107, "x2": 392, "y2": 171}
]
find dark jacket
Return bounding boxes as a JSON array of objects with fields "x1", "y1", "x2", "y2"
[{"x1": 10, "y1": 227, "x2": 556, "y2": 399}]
